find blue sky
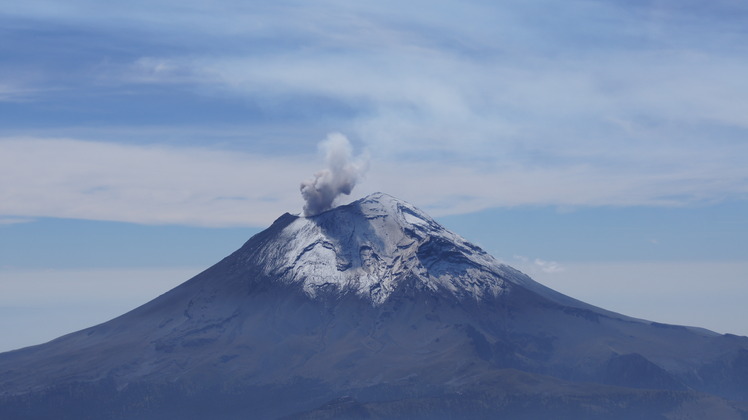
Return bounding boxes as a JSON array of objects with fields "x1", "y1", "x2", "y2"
[{"x1": 1, "y1": 0, "x2": 748, "y2": 351}]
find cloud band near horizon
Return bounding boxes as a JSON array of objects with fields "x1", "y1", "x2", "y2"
[{"x1": 1, "y1": 135, "x2": 746, "y2": 227}]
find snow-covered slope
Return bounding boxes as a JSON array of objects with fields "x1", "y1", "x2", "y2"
[{"x1": 256, "y1": 192, "x2": 505, "y2": 303}]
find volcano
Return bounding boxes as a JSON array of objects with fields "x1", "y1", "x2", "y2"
[{"x1": 1, "y1": 193, "x2": 747, "y2": 419}]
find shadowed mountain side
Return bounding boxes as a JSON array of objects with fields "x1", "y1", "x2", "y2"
[{"x1": 283, "y1": 370, "x2": 748, "y2": 420}]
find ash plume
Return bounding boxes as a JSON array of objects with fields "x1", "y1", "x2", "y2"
[{"x1": 300, "y1": 133, "x2": 368, "y2": 216}]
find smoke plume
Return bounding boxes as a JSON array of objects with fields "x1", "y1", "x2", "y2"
[{"x1": 300, "y1": 133, "x2": 368, "y2": 216}]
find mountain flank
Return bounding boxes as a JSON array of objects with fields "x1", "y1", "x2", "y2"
[{"x1": 1, "y1": 193, "x2": 747, "y2": 419}]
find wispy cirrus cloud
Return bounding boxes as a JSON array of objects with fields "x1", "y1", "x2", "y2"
[
  {"x1": 2, "y1": 1, "x2": 748, "y2": 226},
  {"x1": 4, "y1": 133, "x2": 745, "y2": 227},
  {"x1": 0, "y1": 137, "x2": 316, "y2": 226},
  {"x1": 0, "y1": 81, "x2": 44, "y2": 103},
  {"x1": 0, "y1": 217, "x2": 34, "y2": 225}
]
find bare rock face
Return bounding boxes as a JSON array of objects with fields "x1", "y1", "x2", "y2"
[{"x1": 1, "y1": 193, "x2": 747, "y2": 419}]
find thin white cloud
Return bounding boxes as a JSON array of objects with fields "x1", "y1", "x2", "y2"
[
  {"x1": 101, "y1": 44, "x2": 748, "y2": 197},
  {"x1": 0, "y1": 217, "x2": 34, "y2": 225},
  {"x1": 361, "y1": 159, "x2": 748, "y2": 217},
  {"x1": 534, "y1": 258, "x2": 564, "y2": 274},
  {"x1": 509, "y1": 255, "x2": 564, "y2": 276},
  {"x1": 0, "y1": 137, "x2": 316, "y2": 226},
  {"x1": 0, "y1": 82, "x2": 39, "y2": 102},
  {"x1": 2, "y1": 135, "x2": 747, "y2": 227}
]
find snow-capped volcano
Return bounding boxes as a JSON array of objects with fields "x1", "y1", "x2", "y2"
[
  {"x1": 257, "y1": 192, "x2": 505, "y2": 303},
  {"x1": 1, "y1": 192, "x2": 747, "y2": 420}
]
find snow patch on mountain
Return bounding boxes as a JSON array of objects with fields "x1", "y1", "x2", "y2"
[{"x1": 255, "y1": 192, "x2": 507, "y2": 304}]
